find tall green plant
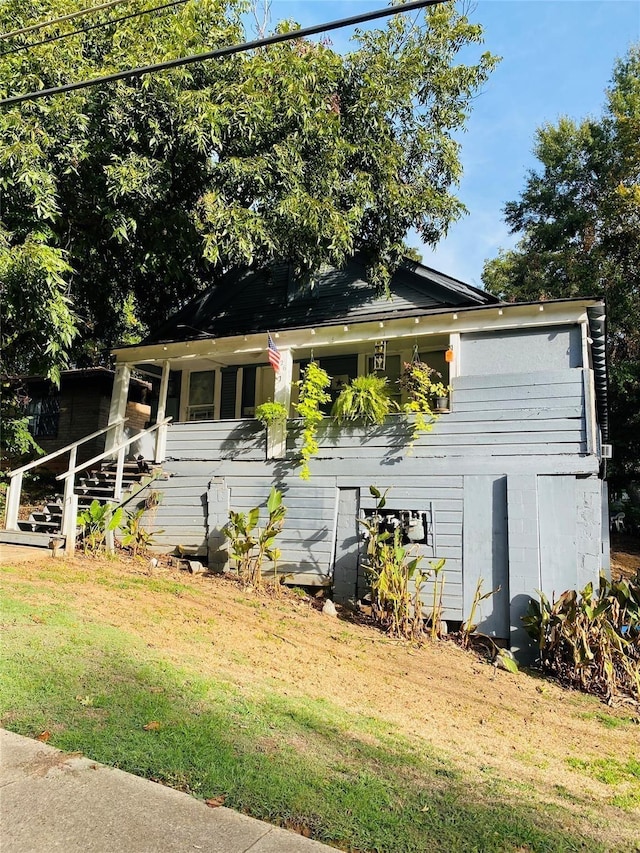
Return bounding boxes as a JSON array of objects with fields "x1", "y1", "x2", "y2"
[
  {"x1": 223, "y1": 487, "x2": 287, "y2": 588},
  {"x1": 120, "y1": 507, "x2": 163, "y2": 558},
  {"x1": 360, "y1": 486, "x2": 445, "y2": 641},
  {"x1": 332, "y1": 374, "x2": 395, "y2": 425},
  {"x1": 523, "y1": 575, "x2": 640, "y2": 702},
  {"x1": 77, "y1": 500, "x2": 123, "y2": 555},
  {"x1": 457, "y1": 578, "x2": 517, "y2": 672},
  {"x1": 294, "y1": 362, "x2": 331, "y2": 480}
]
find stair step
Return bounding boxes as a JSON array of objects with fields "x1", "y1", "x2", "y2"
[
  {"x1": 46, "y1": 503, "x2": 63, "y2": 515},
  {"x1": 30, "y1": 512, "x2": 51, "y2": 523},
  {"x1": 5, "y1": 529, "x2": 65, "y2": 548},
  {"x1": 18, "y1": 520, "x2": 61, "y2": 533},
  {"x1": 75, "y1": 485, "x2": 116, "y2": 495}
]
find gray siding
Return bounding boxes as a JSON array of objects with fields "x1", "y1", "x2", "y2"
[
  {"x1": 286, "y1": 369, "x2": 587, "y2": 458},
  {"x1": 166, "y1": 419, "x2": 264, "y2": 461},
  {"x1": 146, "y1": 475, "x2": 210, "y2": 555},
  {"x1": 146, "y1": 359, "x2": 604, "y2": 650},
  {"x1": 460, "y1": 326, "x2": 582, "y2": 374}
]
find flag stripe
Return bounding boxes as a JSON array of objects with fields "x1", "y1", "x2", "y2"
[{"x1": 268, "y1": 333, "x2": 281, "y2": 372}]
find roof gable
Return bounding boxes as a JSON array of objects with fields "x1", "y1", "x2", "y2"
[{"x1": 143, "y1": 255, "x2": 500, "y2": 345}]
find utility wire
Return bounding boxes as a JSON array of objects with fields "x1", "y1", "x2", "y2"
[
  {"x1": 1, "y1": 0, "x2": 134, "y2": 41},
  {"x1": 0, "y1": 0, "x2": 446, "y2": 107},
  {"x1": 0, "y1": 0, "x2": 189, "y2": 58}
]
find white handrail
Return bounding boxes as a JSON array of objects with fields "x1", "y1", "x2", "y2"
[
  {"x1": 8, "y1": 418, "x2": 127, "y2": 477},
  {"x1": 56, "y1": 418, "x2": 172, "y2": 481},
  {"x1": 4, "y1": 419, "x2": 126, "y2": 531},
  {"x1": 58, "y1": 417, "x2": 172, "y2": 556}
]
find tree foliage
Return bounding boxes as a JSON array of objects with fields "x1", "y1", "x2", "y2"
[
  {"x1": 0, "y1": 0, "x2": 497, "y2": 381},
  {"x1": 482, "y1": 45, "x2": 640, "y2": 489}
]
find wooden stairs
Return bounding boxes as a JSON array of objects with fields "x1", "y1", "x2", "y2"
[{"x1": 0, "y1": 459, "x2": 161, "y2": 551}]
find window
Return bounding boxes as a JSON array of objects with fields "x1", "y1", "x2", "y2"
[
  {"x1": 187, "y1": 370, "x2": 215, "y2": 420},
  {"x1": 27, "y1": 396, "x2": 60, "y2": 437}
]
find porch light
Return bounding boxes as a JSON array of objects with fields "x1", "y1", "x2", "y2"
[
  {"x1": 452, "y1": 313, "x2": 458, "y2": 320},
  {"x1": 445, "y1": 348, "x2": 454, "y2": 363}
]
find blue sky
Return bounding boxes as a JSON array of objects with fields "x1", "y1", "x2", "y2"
[{"x1": 264, "y1": 0, "x2": 639, "y2": 286}]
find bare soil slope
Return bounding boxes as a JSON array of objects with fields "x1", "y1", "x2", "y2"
[{"x1": 2, "y1": 554, "x2": 639, "y2": 849}]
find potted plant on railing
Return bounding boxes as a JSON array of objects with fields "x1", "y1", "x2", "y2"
[{"x1": 430, "y1": 381, "x2": 453, "y2": 412}]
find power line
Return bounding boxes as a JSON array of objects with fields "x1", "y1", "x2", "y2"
[
  {"x1": 1, "y1": 0, "x2": 134, "y2": 42},
  {"x1": 0, "y1": 0, "x2": 189, "y2": 58},
  {"x1": 0, "y1": 0, "x2": 446, "y2": 107}
]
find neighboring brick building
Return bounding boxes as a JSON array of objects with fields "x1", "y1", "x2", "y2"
[{"x1": 18, "y1": 368, "x2": 150, "y2": 473}]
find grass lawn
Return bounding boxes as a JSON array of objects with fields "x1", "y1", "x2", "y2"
[{"x1": 1, "y1": 555, "x2": 639, "y2": 852}]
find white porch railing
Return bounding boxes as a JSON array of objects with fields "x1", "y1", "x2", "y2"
[
  {"x1": 55, "y1": 418, "x2": 172, "y2": 554},
  {"x1": 4, "y1": 417, "x2": 171, "y2": 555},
  {"x1": 4, "y1": 419, "x2": 127, "y2": 533}
]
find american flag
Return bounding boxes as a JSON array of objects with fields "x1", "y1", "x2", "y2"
[{"x1": 267, "y1": 333, "x2": 281, "y2": 373}]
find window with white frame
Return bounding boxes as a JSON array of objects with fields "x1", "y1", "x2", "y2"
[{"x1": 187, "y1": 370, "x2": 215, "y2": 420}]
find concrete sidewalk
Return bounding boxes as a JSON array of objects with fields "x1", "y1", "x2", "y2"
[{"x1": 0, "y1": 729, "x2": 333, "y2": 852}]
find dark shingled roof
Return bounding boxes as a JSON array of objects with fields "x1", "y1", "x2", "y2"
[{"x1": 142, "y1": 256, "x2": 500, "y2": 345}]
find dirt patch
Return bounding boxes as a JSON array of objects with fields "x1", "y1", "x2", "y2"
[
  {"x1": 2, "y1": 553, "x2": 639, "y2": 848},
  {"x1": 611, "y1": 534, "x2": 640, "y2": 581}
]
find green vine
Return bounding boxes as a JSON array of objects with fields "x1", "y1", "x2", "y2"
[{"x1": 294, "y1": 361, "x2": 331, "y2": 480}]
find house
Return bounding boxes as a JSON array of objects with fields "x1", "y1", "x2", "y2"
[
  {"x1": 107, "y1": 255, "x2": 609, "y2": 656},
  {"x1": 13, "y1": 368, "x2": 151, "y2": 473}
]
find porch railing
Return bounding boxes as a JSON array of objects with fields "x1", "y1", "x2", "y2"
[
  {"x1": 55, "y1": 418, "x2": 172, "y2": 554},
  {"x1": 4, "y1": 417, "x2": 171, "y2": 555},
  {"x1": 4, "y1": 419, "x2": 127, "y2": 532}
]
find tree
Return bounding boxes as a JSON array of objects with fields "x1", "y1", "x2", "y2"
[
  {"x1": 482, "y1": 45, "x2": 640, "y2": 492},
  {"x1": 0, "y1": 0, "x2": 497, "y2": 383}
]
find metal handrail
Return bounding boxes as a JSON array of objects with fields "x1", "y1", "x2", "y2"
[
  {"x1": 8, "y1": 418, "x2": 127, "y2": 477},
  {"x1": 56, "y1": 418, "x2": 172, "y2": 481}
]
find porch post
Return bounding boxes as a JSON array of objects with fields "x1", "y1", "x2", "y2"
[
  {"x1": 154, "y1": 359, "x2": 171, "y2": 463},
  {"x1": 105, "y1": 363, "x2": 131, "y2": 455},
  {"x1": 267, "y1": 348, "x2": 293, "y2": 459}
]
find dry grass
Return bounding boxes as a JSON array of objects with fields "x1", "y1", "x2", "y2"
[{"x1": 2, "y1": 552, "x2": 639, "y2": 850}]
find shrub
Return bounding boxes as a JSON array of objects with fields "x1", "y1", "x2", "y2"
[{"x1": 523, "y1": 574, "x2": 640, "y2": 702}]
